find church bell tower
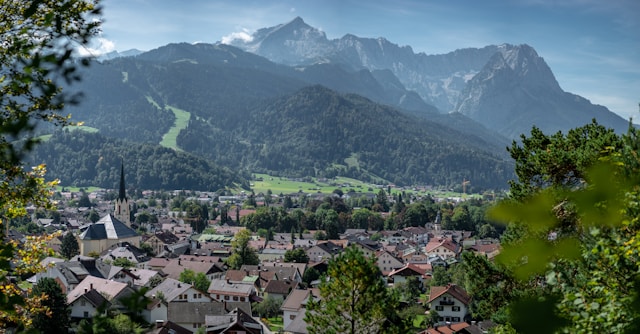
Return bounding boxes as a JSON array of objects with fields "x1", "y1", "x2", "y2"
[{"x1": 114, "y1": 161, "x2": 131, "y2": 227}]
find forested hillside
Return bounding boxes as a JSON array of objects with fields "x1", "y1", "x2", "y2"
[
  {"x1": 51, "y1": 43, "x2": 517, "y2": 190},
  {"x1": 27, "y1": 131, "x2": 247, "y2": 191}
]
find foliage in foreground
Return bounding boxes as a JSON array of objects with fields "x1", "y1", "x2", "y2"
[{"x1": 488, "y1": 122, "x2": 640, "y2": 333}]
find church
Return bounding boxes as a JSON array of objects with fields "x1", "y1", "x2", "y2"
[{"x1": 78, "y1": 163, "x2": 140, "y2": 256}]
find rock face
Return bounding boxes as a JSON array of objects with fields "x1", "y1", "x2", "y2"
[{"x1": 227, "y1": 17, "x2": 630, "y2": 138}]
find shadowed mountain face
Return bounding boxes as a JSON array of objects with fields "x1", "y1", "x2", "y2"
[{"x1": 227, "y1": 17, "x2": 630, "y2": 139}]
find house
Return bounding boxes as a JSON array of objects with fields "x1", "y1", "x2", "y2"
[
  {"x1": 100, "y1": 242, "x2": 150, "y2": 266},
  {"x1": 78, "y1": 214, "x2": 140, "y2": 256},
  {"x1": 147, "y1": 321, "x2": 192, "y2": 334},
  {"x1": 375, "y1": 250, "x2": 404, "y2": 275},
  {"x1": 208, "y1": 279, "x2": 257, "y2": 304},
  {"x1": 66, "y1": 289, "x2": 111, "y2": 320},
  {"x1": 168, "y1": 301, "x2": 226, "y2": 332},
  {"x1": 144, "y1": 278, "x2": 213, "y2": 324},
  {"x1": 205, "y1": 307, "x2": 264, "y2": 334},
  {"x1": 67, "y1": 276, "x2": 134, "y2": 318},
  {"x1": 427, "y1": 283, "x2": 471, "y2": 325},
  {"x1": 351, "y1": 240, "x2": 381, "y2": 258},
  {"x1": 263, "y1": 279, "x2": 298, "y2": 301},
  {"x1": 129, "y1": 267, "x2": 164, "y2": 288},
  {"x1": 146, "y1": 230, "x2": 181, "y2": 255},
  {"x1": 424, "y1": 237, "x2": 460, "y2": 260},
  {"x1": 281, "y1": 288, "x2": 320, "y2": 331},
  {"x1": 388, "y1": 263, "x2": 427, "y2": 289},
  {"x1": 242, "y1": 263, "x2": 303, "y2": 283},
  {"x1": 305, "y1": 241, "x2": 342, "y2": 263},
  {"x1": 160, "y1": 258, "x2": 225, "y2": 281}
]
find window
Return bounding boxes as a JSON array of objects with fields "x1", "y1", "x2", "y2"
[
  {"x1": 193, "y1": 293, "x2": 197, "y2": 299},
  {"x1": 233, "y1": 296, "x2": 238, "y2": 301},
  {"x1": 80, "y1": 299, "x2": 86, "y2": 306},
  {"x1": 240, "y1": 297, "x2": 245, "y2": 302},
  {"x1": 83, "y1": 311, "x2": 89, "y2": 318},
  {"x1": 224, "y1": 296, "x2": 229, "y2": 300},
  {"x1": 435, "y1": 306, "x2": 444, "y2": 311},
  {"x1": 453, "y1": 317, "x2": 460, "y2": 322},
  {"x1": 452, "y1": 306, "x2": 460, "y2": 312},
  {"x1": 290, "y1": 315, "x2": 296, "y2": 320}
]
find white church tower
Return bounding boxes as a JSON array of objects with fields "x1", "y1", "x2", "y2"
[{"x1": 114, "y1": 162, "x2": 131, "y2": 227}]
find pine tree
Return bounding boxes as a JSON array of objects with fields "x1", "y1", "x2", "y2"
[
  {"x1": 60, "y1": 232, "x2": 79, "y2": 259},
  {"x1": 31, "y1": 278, "x2": 70, "y2": 334},
  {"x1": 305, "y1": 246, "x2": 409, "y2": 333}
]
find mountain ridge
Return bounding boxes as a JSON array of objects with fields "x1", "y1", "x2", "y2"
[{"x1": 225, "y1": 17, "x2": 630, "y2": 139}]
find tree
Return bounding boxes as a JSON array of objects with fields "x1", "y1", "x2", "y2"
[
  {"x1": 111, "y1": 257, "x2": 136, "y2": 269},
  {"x1": 179, "y1": 269, "x2": 211, "y2": 292},
  {"x1": 485, "y1": 123, "x2": 640, "y2": 333},
  {"x1": 305, "y1": 246, "x2": 409, "y2": 334},
  {"x1": 30, "y1": 278, "x2": 70, "y2": 334},
  {"x1": 60, "y1": 232, "x2": 79, "y2": 259},
  {"x1": 0, "y1": 0, "x2": 100, "y2": 328},
  {"x1": 252, "y1": 295, "x2": 283, "y2": 318},
  {"x1": 284, "y1": 248, "x2": 309, "y2": 263},
  {"x1": 87, "y1": 209, "x2": 101, "y2": 223},
  {"x1": 226, "y1": 229, "x2": 259, "y2": 269}
]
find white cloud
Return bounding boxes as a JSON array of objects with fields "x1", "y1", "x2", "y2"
[
  {"x1": 221, "y1": 30, "x2": 254, "y2": 44},
  {"x1": 76, "y1": 37, "x2": 116, "y2": 57}
]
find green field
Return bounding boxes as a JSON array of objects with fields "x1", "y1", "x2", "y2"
[
  {"x1": 250, "y1": 173, "x2": 384, "y2": 195},
  {"x1": 159, "y1": 105, "x2": 190, "y2": 151}
]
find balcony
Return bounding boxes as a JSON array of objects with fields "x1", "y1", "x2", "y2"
[{"x1": 439, "y1": 300, "x2": 455, "y2": 306}]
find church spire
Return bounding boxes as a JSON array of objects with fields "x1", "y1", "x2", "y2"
[{"x1": 119, "y1": 160, "x2": 126, "y2": 201}]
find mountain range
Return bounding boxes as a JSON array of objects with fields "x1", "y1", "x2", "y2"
[
  {"x1": 228, "y1": 17, "x2": 630, "y2": 138},
  {"x1": 34, "y1": 17, "x2": 629, "y2": 191}
]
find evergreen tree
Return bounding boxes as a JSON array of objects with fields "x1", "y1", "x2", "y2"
[
  {"x1": 31, "y1": 278, "x2": 70, "y2": 334},
  {"x1": 60, "y1": 232, "x2": 79, "y2": 259},
  {"x1": 305, "y1": 246, "x2": 409, "y2": 334}
]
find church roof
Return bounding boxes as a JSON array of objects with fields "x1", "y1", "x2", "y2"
[{"x1": 79, "y1": 214, "x2": 138, "y2": 240}]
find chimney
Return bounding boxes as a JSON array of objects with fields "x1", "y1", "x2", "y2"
[
  {"x1": 178, "y1": 259, "x2": 181, "y2": 266},
  {"x1": 90, "y1": 283, "x2": 93, "y2": 290}
]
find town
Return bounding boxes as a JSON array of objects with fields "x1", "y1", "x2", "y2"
[{"x1": 11, "y1": 165, "x2": 501, "y2": 333}]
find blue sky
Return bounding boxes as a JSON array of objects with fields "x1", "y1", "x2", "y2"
[{"x1": 95, "y1": 0, "x2": 639, "y2": 120}]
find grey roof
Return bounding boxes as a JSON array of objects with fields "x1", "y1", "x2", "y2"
[
  {"x1": 79, "y1": 214, "x2": 138, "y2": 240},
  {"x1": 146, "y1": 278, "x2": 192, "y2": 302},
  {"x1": 284, "y1": 311, "x2": 310, "y2": 334},
  {"x1": 167, "y1": 301, "x2": 225, "y2": 324},
  {"x1": 80, "y1": 289, "x2": 111, "y2": 309}
]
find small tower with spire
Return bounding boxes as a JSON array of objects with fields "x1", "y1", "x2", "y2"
[{"x1": 114, "y1": 161, "x2": 131, "y2": 227}]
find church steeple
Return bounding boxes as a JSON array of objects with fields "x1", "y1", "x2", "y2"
[
  {"x1": 114, "y1": 160, "x2": 131, "y2": 227},
  {"x1": 118, "y1": 161, "x2": 127, "y2": 201}
]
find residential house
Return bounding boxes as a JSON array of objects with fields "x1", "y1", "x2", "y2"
[
  {"x1": 161, "y1": 258, "x2": 225, "y2": 281},
  {"x1": 146, "y1": 230, "x2": 181, "y2": 255},
  {"x1": 424, "y1": 237, "x2": 460, "y2": 260},
  {"x1": 305, "y1": 241, "x2": 342, "y2": 263},
  {"x1": 427, "y1": 283, "x2": 471, "y2": 325},
  {"x1": 281, "y1": 288, "x2": 320, "y2": 332},
  {"x1": 208, "y1": 279, "x2": 257, "y2": 304},
  {"x1": 263, "y1": 279, "x2": 298, "y2": 301},
  {"x1": 204, "y1": 307, "x2": 265, "y2": 334},
  {"x1": 67, "y1": 276, "x2": 134, "y2": 318},
  {"x1": 351, "y1": 240, "x2": 381, "y2": 258},
  {"x1": 168, "y1": 301, "x2": 226, "y2": 332},
  {"x1": 100, "y1": 242, "x2": 150, "y2": 266},
  {"x1": 145, "y1": 278, "x2": 213, "y2": 325},
  {"x1": 147, "y1": 321, "x2": 192, "y2": 334},
  {"x1": 375, "y1": 250, "x2": 404, "y2": 275},
  {"x1": 388, "y1": 263, "x2": 428, "y2": 289},
  {"x1": 242, "y1": 263, "x2": 303, "y2": 283},
  {"x1": 66, "y1": 289, "x2": 111, "y2": 320}
]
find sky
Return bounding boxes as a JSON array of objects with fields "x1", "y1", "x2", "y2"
[{"x1": 93, "y1": 0, "x2": 639, "y2": 120}]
